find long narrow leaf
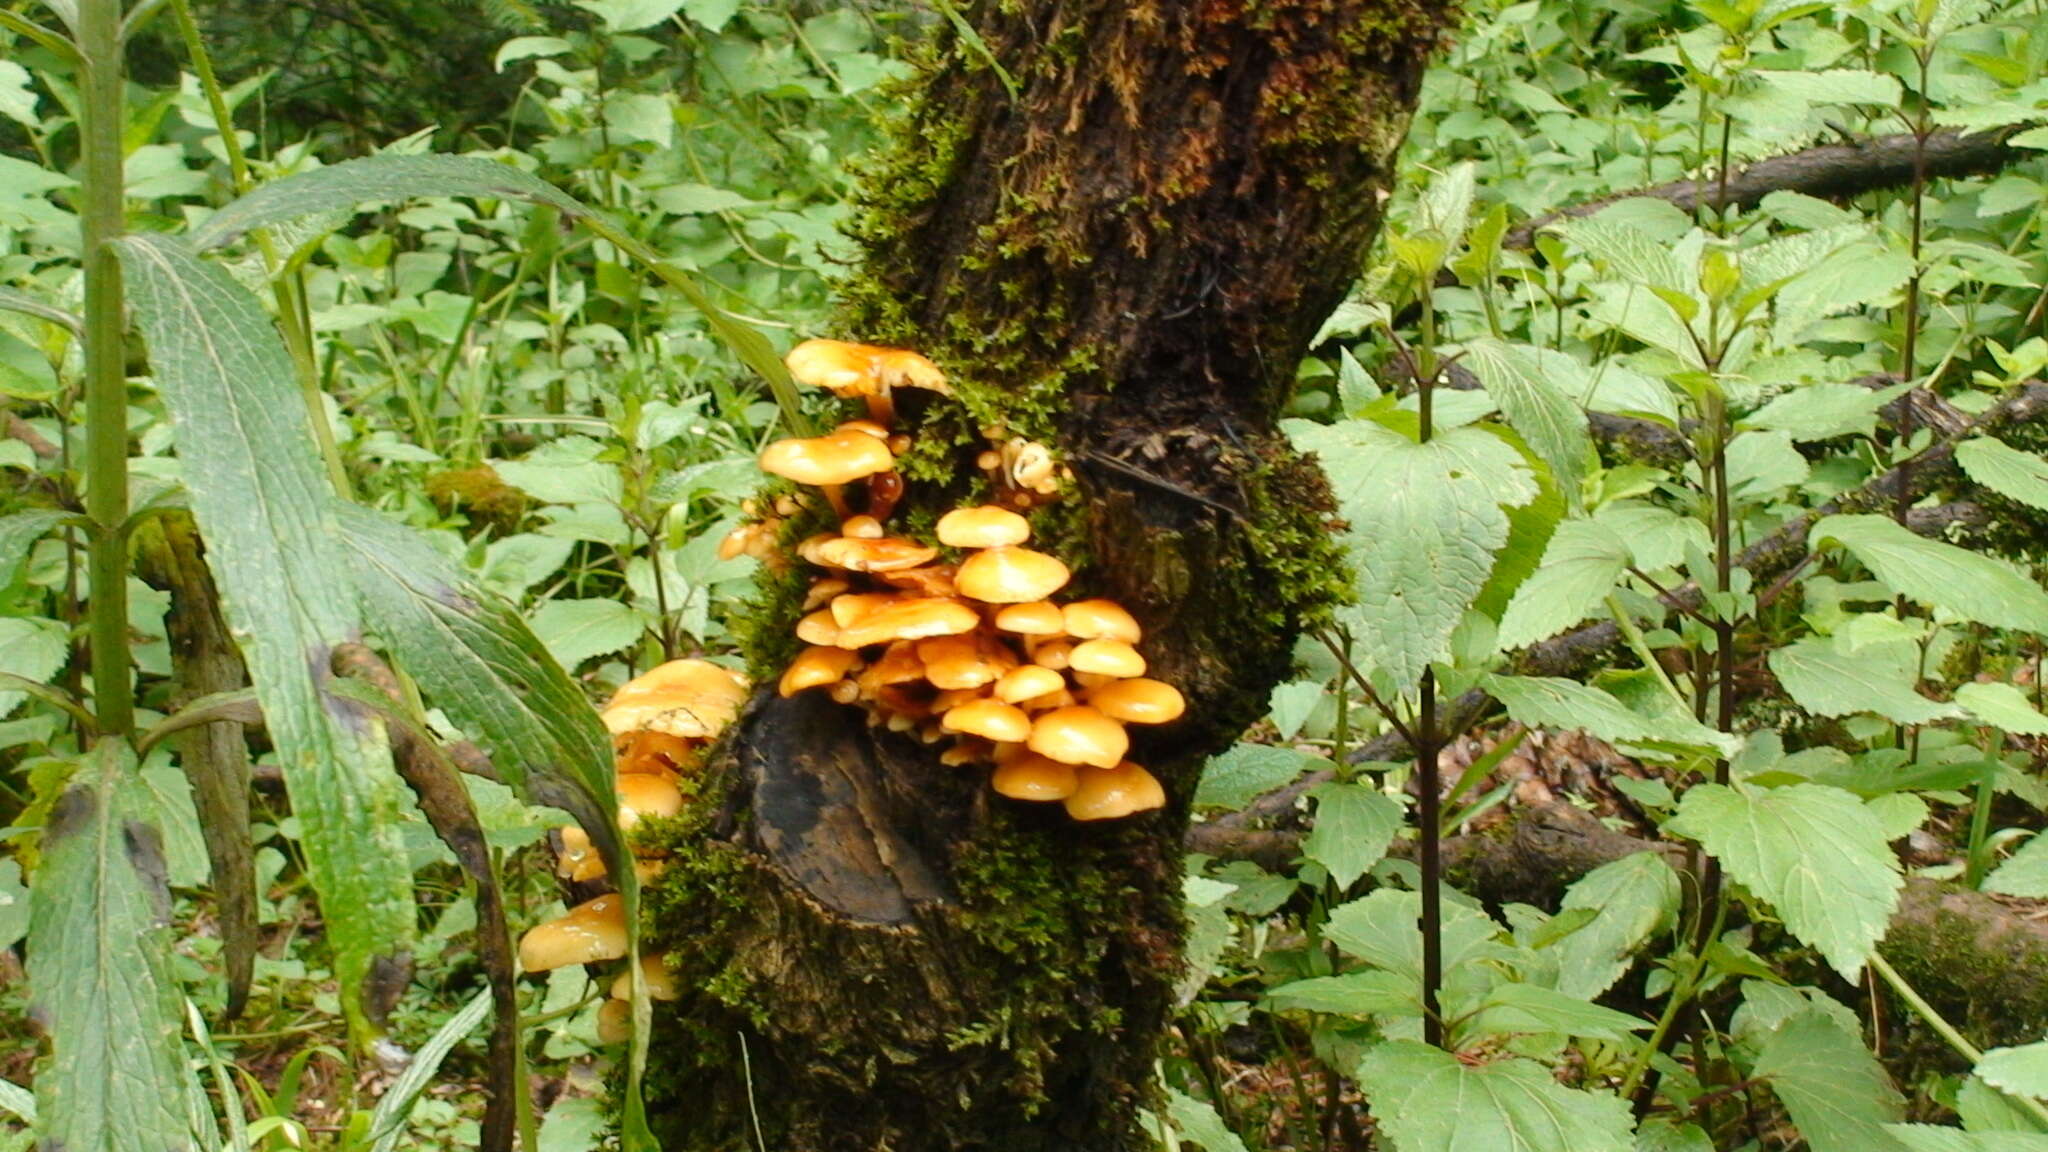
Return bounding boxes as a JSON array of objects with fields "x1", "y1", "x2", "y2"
[
  {"x1": 115, "y1": 232, "x2": 415, "y2": 1038},
  {"x1": 27, "y1": 742, "x2": 196, "y2": 1152}
]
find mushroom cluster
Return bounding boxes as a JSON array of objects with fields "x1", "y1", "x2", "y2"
[
  {"x1": 520, "y1": 658, "x2": 749, "y2": 1039},
  {"x1": 747, "y1": 338, "x2": 1181, "y2": 821}
]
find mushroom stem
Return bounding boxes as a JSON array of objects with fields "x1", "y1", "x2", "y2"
[
  {"x1": 820, "y1": 483, "x2": 853, "y2": 520},
  {"x1": 864, "y1": 391, "x2": 896, "y2": 426}
]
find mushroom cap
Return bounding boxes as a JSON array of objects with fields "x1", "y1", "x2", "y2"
[
  {"x1": 955, "y1": 546, "x2": 1070, "y2": 603},
  {"x1": 918, "y1": 635, "x2": 1009, "y2": 690},
  {"x1": 996, "y1": 664, "x2": 1067, "y2": 704},
  {"x1": 839, "y1": 515, "x2": 886, "y2": 540},
  {"x1": 942, "y1": 698, "x2": 1034, "y2": 743},
  {"x1": 780, "y1": 645, "x2": 862, "y2": 697},
  {"x1": 1063, "y1": 761, "x2": 1166, "y2": 821},
  {"x1": 614, "y1": 729, "x2": 696, "y2": 775},
  {"x1": 834, "y1": 597, "x2": 981, "y2": 649},
  {"x1": 991, "y1": 753, "x2": 1080, "y2": 801},
  {"x1": 1062, "y1": 599, "x2": 1142, "y2": 644},
  {"x1": 518, "y1": 894, "x2": 628, "y2": 972},
  {"x1": 602, "y1": 659, "x2": 749, "y2": 738},
  {"x1": 610, "y1": 952, "x2": 680, "y2": 1002},
  {"x1": 1086, "y1": 677, "x2": 1186, "y2": 724},
  {"x1": 858, "y1": 641, "x2": 927, "y2": 693},
  {"x1": 759, "y1": 428, "x2": 895, "y2": 486},
  {"x1": 1026, "y1": 705, "x2": 1129, "y2": 769},
  {"x1": 596, "y1": 998, "x2": 633, "y2": 1045},
  {"x1": 810, "y1": 536, "x2": 940, "y2": 573},
  {"x1": 836, "y1": 418, "x2": 891, "y2": 441},
  {"x1": 1068, "y1": 638, "x2": 1146, "y2": 678},
  {"x1": 829, "y1": 592, "x2": 901, "y2": 628},
  {"x1": 993, "y1": 601, "x2": 1066, "y2": 637},
  {"x1": 795, "y1": 609, "x2": 842, "y2": 646},
  {"x1": 786, "y1": 338, "x2": 876, "y2": 394},
  {"x1": 875, "y1": 564, "x2": 959, "y2": 597},
  {"x1": 936, "y1": 505, "x2": 1031, "y2": 549},
  {"x1": 555, "y1": 825, "x2": 606, "y2": 883},
  {"x1": 1030, "y1": 639, "x2": 1076, "y2": 671},
  {"x1": 617, "y1": 773, "x2": 686, "y2": 831},
  {"x1": 871, "y1": 347, "x2": 948, "y2": 393}
]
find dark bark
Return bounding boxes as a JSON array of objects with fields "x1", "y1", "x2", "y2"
[
  {"x1": 641, "y1": 2, "x2": 1454, "y2": 1148},
  {"x1": 1506, "y1": 125, "x2": 2035, "y2": 249}
]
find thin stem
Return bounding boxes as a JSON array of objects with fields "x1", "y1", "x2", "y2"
[
  {"x1": 79, "y1": 0, "x2": 133, "y2": 739},
  {"x1": 1622, "y1": 894, "x2": 1728, "y2": 1103},
  {"x1": 1869, "y1": 953, "x2": 2048, "y2": 1130},
  {"x1": 1416, "y1": 286, "x2": 1444, "y2": 1048}
]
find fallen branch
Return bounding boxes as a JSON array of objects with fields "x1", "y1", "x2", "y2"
[{"x1": 1507, "y1": 125, "x2": 2033, "y2": 248}]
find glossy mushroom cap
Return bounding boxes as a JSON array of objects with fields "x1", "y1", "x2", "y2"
[
  {"x1": 596, "y1": 998, "x2": 633, "y2": 1045},
  {"x1": 602, "y1": 659, "x2": 749, "y2": 738},
  {"x1": 786, "y1": 339, "x2": 950, "y2": 398},
  {"x1": 833, "y1": 597, "x2": 981, "y2": 649},
  {"x1": 610, "y1": 952, "x2": 680, "y2": 1002},
  {"x1": 942, "y1": 699, "x2": 1034, "y2": 743},
  {"x1": 1062, "y1": 599, "x2": 1142, "y2": 644},
  {"x1": 759, "y1": 428, "x2": 895, "y2": 487},
  {"x1": 617, "y1": 773, "x2": 685, "y2": 831},
  {"x1": 1064, "y1": 761, "x2": 1166, "y2": 820},
  {"x1": 1068, "y1": 638, "x2": 1146, "y2": 678},
  {"x1": 555, "y1": 825, "x2": 605, "y2": 883},
  {"x1": 807, "y1": 536, "x2": 940, "y2": 573},
  {"x1": 780, "y1": 646, "x2": 861, "y2": 697},
  {"x1": 955, "y1": 547, "x2": 1071, "y2": 604},
  {"x1": 991, "y1": 753, "x2": 1080, "y2": 801},
  {"x1": 1026, "y1": 705, "x2": 1128, "y2": 769},
  {"x1": 518, "y1": 894, "x2": 628, "y2": 972},
  {"x1": 936, "y1": 505, "x2": 1031, "y2": 549},
  {"x1": 996, "y1": 664, "x2": 1066, "y2": 704},
  {"x1": 993, "y1": 600, "x2": 1066, "y2": 637},
  {"x1": 1086, "y1": 677, "x2": 1186, "y2": 724}
]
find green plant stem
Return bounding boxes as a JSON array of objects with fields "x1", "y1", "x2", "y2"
[
  {"x1": 1965, "y1": 764, "x2": 1998, "y2": 889},
  {"x1": 1870, "y1": 952, "x2": 2048, "y2": 1129},
  {"x1": 1621, "y1": 893, "x2": 1728, "y2": 1102},
  {"x1": 79, "y1": 0, "x2": 133, "y2": 740},
  {"x1": 1606, "y1": 593, "x2": 1688, "y2": 709}
]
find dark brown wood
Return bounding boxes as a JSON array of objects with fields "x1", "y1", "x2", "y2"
[{"x1": 641, "y1": 2, "x2": 1454, "y2": 1147}]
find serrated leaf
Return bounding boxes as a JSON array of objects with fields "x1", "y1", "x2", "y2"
[
  {"x1": 115, "y1": 233, "x2": 413, "y2": 1036},
  {"x1": 1358, "y1": 1041, "x2": 1636, "y2": 1152},
  {"x1": 1304, "y1": 782, "x2": 1404, "y2": 887},
  {"x1": 1887, "y1": 1126, "x2": 2048, "y2": 1152},
  {"x1": 1956, "y1": 682, "x2": 2048, "y2": 736},
  {"x1": 1754, "y1": 1010, "x2": 1908, "y2": 1152},
  {"x1": 1461, "y1": 339, "x2": 1593, "y2": 498},
  {"x1": 1485, "y1": 675, "x2": 1737, "y2": 757},
  {"x1": 0, "y1": 510, "x2": 71, "y2": 588},
  {"x1": 1266, "y1": 971, "x2": 1417, "y2": 1016},
  {"x1": 1957, "y1": 438, "x2": 2048, "y2": 512},
  {"x1": 1324, "y1": 888, "x2": 1509, "y2": 1008},
  {"x1": 1984, "y1": 833, "x2": 2048, "y2": 898},
  {"x1": 27, "y1": 743, "x2": 197, "y2": 1152},
  {"x1": 0, "y1": 616, "x2": 66, "y2": 718},
  {"x1": 1563, "y1": 212, "x2": 1687, "y2": 292},
  {"x1": 1464, "y1": 982, "x2": 1649, "y2": 1043},
  {"x1": 529, "y1": 599, "x2": 646, "y2": 670},
  {"x1": 1636, "y1": 1119, "x2": 1714, "y2": 1152},
  {"x1": 1770, "y1": 634, "x2": 1964, "y2": 725},
  {"x1": 1289, "y1": 420, "x2": 1531, "y2": 683},
  {"x1": 1164, "y1": 1088, "x2": 1251, "y2": 1152},
  {"x1": 1668, "y1": 784, "x2": 1900, "y2": 979},
  {"x1": 1745, "y1": 383, "x2": 1888, "y2": 442},
  {"x1": 1498, "y1": 519, "x2": 1629, "y2": 649},
  {"x1": 1814, "y1": 515, "x2": 2048, "y2": 634},
  {"x1": 1554, "y1": 852, "x2": 1682, "y2": 999},
  {"x1": 1977, "y1": 1042, "x2": 2048, "y2": 1100}
]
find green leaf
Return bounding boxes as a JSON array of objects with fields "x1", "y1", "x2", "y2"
[
  {"x1": 1324, "y1": 888, "x2": 1509, "y2": 1011},
  {"x1": 1497, "y1": 518, "x2": 1629, "y2": 649},
  {"x1": 1745, "y1": 383, "x2": 1889, "y2": 442},
  {"x1": 1266, "y1": 971, "x2": 1417, "y2": 1017},
  {"x1": 364, "y1": 991, "x2": 491, "y2": 1152},
  {"x1": 0, "y1": 1074, "x2": 30, "y2": 1123},
  {"x1": 1984, "y1": 834, "x2": 2048, "y2": 898},
  {"x1": 1667, "y1": 784, "x2": 1900, "y2": 979},
  {"x1": 1304, "y1": 782, "x2": 1404, "y2": 887},
  {"x1": 1461, "y1": 339, "x2": 1592, "y2": 498},
  {"x1": 1957, "y1": 1074, "x2": 2046, "y2": 1133},
  {"x1": 0, "y1": 287, "x2": 82, "y2": 337},
  {"x1": 574, "y1": 0, "x2": 685, "y2": 31},
  {"x1": 1358, "y1": 1041, "x2": 1636, "y2": 1152},
  {"x1": 27, "y1": 743, "x2": 197, "y2": 1152},
  {"x1": 1769, "y1": 634, "x2": 1964, "y2": 725},
  {"x1": 1484, "y1": 675, "x2": 1737, "y2": 757},
  {"x1": 115, "y1": 232, "x2": 414, "y2": 1036},
  {"x1": 1754, "y1": 1010, "x2": 1908, "y2": 1152},
  {"x1": 1813, "y1": 515, "x2": 2048, "y2": 634},
  {"x1": 529, "y1": 599, "x2": 647, "y2": 669},
  {"x1": 1977, "y1": 1042, "x2": 2048, "y2": 1100},
  {"x1": 1956, "y1": 682, "x2": 2048, "y2": 736},
  {"x1": 1164, "y1": 1088, "x2": 1252, "y2": 1152},
  {"x1": 1464, "y1": 982, "x2": 1649, "y2": 1043},
  {"x1": 1194, "y1": 744, "x2": 1318, "y2": 811},
  {"x1": 1288, "y1": 419, "x2": 1532, "y2": 683},
  {"x1": 0, "y1": 858, "x2": 25, "y2": 950},
  {"x1": 0, "y1": 617, "x2": 66, "y2": 718},
  {"x1": 1554, "y1": 852, "x2": 1682, "y2": 999},
  {"x1": 1887, "y1": 1126, "x2": 2048, "y2": 1152},
  {"x1": 1957, "y1": 438, "x2": 2048, "y2": 512},
  {"x1": 0, "y1": 510, "x2": 72, "y2": 588},
  {"x1": 1636, "y1": 1119, "x2": 1714, "y2": 1152}
]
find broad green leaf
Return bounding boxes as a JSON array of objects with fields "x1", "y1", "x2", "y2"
[
  {"x1": 1727, "y1": 429, "x2": 1810, "y2": 499},
  {"x1": 1194, "y1": 743, "x2": 1318, "y2": 811},
  {"x1": 1769, "y1": 634, "x2": 1964, "y2": 725},
  {"x1": 529, "y1": 598, "x2": 647, "y2": 669},
  {"x1": 1754, "y1": 1010, "x2": 1908, "y2": 1152},
  {"x1": 1497, "y1": 518, "x2": 1629, "y2": 649},
  {"x1": 0, "y1": 510, "x2": 72, "y2": 588},
  {"x1": 1164, "y1": 1088, "x2": 1251, "y2": 1152},
  {"x1": 1463, "y1": 982, "x2": 1649, "y2": 1043},
  {"x1": 1957, "y1": 438, "x2": 2048, "y2": 512},
  {"x1": 335, "y1": 506, "x2": 623, "y2": 870},
  {"x1": 1813, "y1": 515, "x2": 2048, "y2": 634},
  {"x1": 1984, "y1": 834, "x2": 2048, "y2": 898},
  {"x1": 0, "y1": 1075, "x2": 30, "y2": 1122},
  {"x1": 0, "y1": 616, "x2": 66, "y2": 717},
  {"x1": 1888, "y1": 1127, "x2": 2048, "y2": 1152},
  {"x1": 1636, "y1": 1119, "x2": 1714, "y2": 1152},
  {"x1": 1484, "y1": 675, "x2": 1737, "y2": 757},
  {"x1": 1977, "y1": 1042, "x2": 2048, "y2": 1100},
  {"x1": 1288, "y1": 419, "x2": 1532, "y2": 683},
  {"x1": 1957, "y1": 1074, "x2": 2045, "y2": 1133},
  {"x1": 116, "y1": 232, "x2": 414, "y2": 1035},
  {"x1": 493, "y1": 36, "x2": 572, "y2": 70},
  {"x1": 0, "y1": 859, "x2": 25, "y2": 950},
  {"x1": 1324, "y1": 889, "x2": 1509, "y2": 1016},
  {"x1": 1461, "y1": 339, "x2": 1593, "y2": 498},
  {"x1": 574, "y1": 0, "x2": 685, "y2": 31},
  {"x1": 1554, "y1": 852, "x2": 1682, "y2": 999},
  {"x1": 1667, "y1": 784, "x2": 1900, "y2": 979},
  {"x1": 1956, "y1": 682, "x2": 2048, "y2": 736},
  {"x1": 1562, "y1": 212, "x2": 1687, "y2": 293},
  {"x1": 27, "y1": 743, "x2": 196, "y2": 1152},
  {"x1": 1266, "y1": 971, "x2": 1417, "y2": 1017},
  {"x1": 1745, "y1": 383, "x2": 1888, "y2": 442},
  {"x1": 0, "y1": 287, "x2": 81, "y2": 337},
  {"x1": 1358, "y1": 1041, "x2": 1635, "y2": 1152},
  {"x1": 1304, "y1": 782, "x2": 1404, "y2": 887}
]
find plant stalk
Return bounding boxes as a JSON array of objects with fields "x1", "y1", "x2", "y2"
[
  {"x1": 79, "y1": 0, "x2": 134, "y2": 739},
  {"x1": 1415, "y1": 289, "x2": 1443, "y2": 1047}
]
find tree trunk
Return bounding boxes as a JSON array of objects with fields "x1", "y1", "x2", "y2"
[{"x1": 642, "y1": 2, "x2": 1451, "y2": 1147}]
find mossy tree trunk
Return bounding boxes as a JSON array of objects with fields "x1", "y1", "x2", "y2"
[{"x1": 644, "y1": 2, "x2": 1451, "y2": 1147}]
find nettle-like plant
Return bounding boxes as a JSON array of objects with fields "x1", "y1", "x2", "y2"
[{"x1": 0, "y1": 1, "x2": 809, "y2": 1147}]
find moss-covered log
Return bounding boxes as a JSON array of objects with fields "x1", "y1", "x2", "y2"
[{"x1": 642, "y1": 2, "x2": 1452, "y2": 1147}]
